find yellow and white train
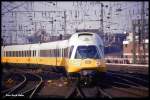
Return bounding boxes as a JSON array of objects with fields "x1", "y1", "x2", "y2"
[{"x1": 1, "y1": 32, "x2": 107, "y2": 77}]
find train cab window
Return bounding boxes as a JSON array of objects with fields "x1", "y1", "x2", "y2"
[
  {"x1": 99, "y1": 45, "x2": 104, "y2": 57},
  {"x1": 75, "y1": 45, "x2": 100, "y2": 59}
]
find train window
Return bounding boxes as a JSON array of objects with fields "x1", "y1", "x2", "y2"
[
  {"x1": 24, "y1": 51, "x2": 25, "y2": 57},
  {"x1": 16, "y1": 51, "x2": 18, "y2": 57},
  {"x1": 75, "y1": 45, "x2": 100, "y2": 59},
  {"x1": 6, "y1": 51, "x2": 8, "y2": 57},
  {"x1": 64, "y1": 48, "x2": 66, "y2": 57},
  {"x1": 20, "y1": 51, "x2": 22, "y2": 57},
  {"x1": 40, "y1": 50, "x2": 49, "y2": 57},
  {"x1": 11, "y1": 51, "x2": 13, "y2": 57},
  {"x1": 9, "y1": 51, "x2": 11, "y2": 57},
  {"x1": 26, "y1": 51, "x2": 27, "y2": 57},
  {"x1": 69, "y1": 46, "x2": 74, "y2": 58},
  {"x1": 59, "y1": 49, "x2": 61, "y2": 57},
  {"x1": 6, "y1": 51, "x2": 7, "y2": 57},
  {"x1": 64, "y1": 48, "x2": 68, "y2": 58},
  {"x1": 32, "y1": 50, "x2": 34, "y2": 57},
  {"x1": 34, "y1": 50, "x2": 36, "y2": 57},
  {"x1": 56, "y1": 49, "x2": 58, "y2": 57},
  {"x1": 22, "y1": 51, "x2": 23, "y2": 57},
  {"x1": 18, "y1": 51, "x2": 20, "y2": 57},
  {"x1": 17, "y1": 51, "x2": 19, "y2": 57},
  {"x1": 32, "y1": 50, "x2": 33, "y2": 57},
  {"x1": 34, "y1": 50, "x2": 35, "y2": 57},
  {"x1": 61, "y1": 49, "x2": 63, "y2": 57},
  {"x1": 49, "y1": 50, "x2": 51, "y2": 57},
  {"x1": 28, "y1": 50, "x2": 29, "y2": 57},
  {"x1": 15, "y1": 51, "x2": 17, "y2": 57},
  {"x1": 55, "y1": 49, "x2": 56, "y2": 57},
  {"x1": 11, "y1": 51, "x2": 14, "y2": 57},
  {"x1": 7, "y1": 51, "x2": 9, "y2": 57},
  {"x1": 18, "y1": 51, "x2": 19, "y2": 57},
  {"x1": 14, "y1": 51, "x2": 16, "y2": 57},
  {"x1": 8, "y1": 51, "x2": 10, "y2": 57},
  {"x1": 27, "y1": 51, "x2": 29, "y2": 57},
  {"x1": 25, "y1": 51, "x2": 27, "y2": 57},
  {"x1": 29, "y1": 50, "x2": 31, "y2": 57},
  {"x1": 58, "y1": 49, "x2": 60, "y2": 57},
  {"x1": 13, "y1": 51, "x2": 15, "y2": 57},
  {"x1": 57, "y1": 49, "x2": 59, "y2": 57}
]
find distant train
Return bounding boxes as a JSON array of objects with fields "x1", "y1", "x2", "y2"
[{"x1": 1, "y1": 32, "x2": 107, "y2": 77}]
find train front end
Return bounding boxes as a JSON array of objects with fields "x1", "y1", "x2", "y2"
[{"x1": 66, "y1": 32, "x2": 107, "y2": 77}]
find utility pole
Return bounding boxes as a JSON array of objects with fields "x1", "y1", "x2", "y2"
[
  {"x1": 132, "y1": 22, "x2": 136, "y2": 64},
  {"x1": 64, "y1": 11, "x2": 67, "y2": 34},
  {"x1": 51, "y1": 17, "x2": 54, "y2": 35},
  {"x1": 141, "y1": 2, "x2": 145, "y2": 64},
  {"x1": 100, "y1": 3, "x2": 104, "y2": 34},
  {"x1": 129, "y1": 10, "x2": 136, "y2": 64}
]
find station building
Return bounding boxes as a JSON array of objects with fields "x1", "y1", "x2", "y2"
[{"x1": 123, "y1": 32, "x2": 149, "y2": 64}]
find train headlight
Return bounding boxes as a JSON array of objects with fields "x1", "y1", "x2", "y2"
[{"x1": 70, "y1": 60, "x2": 81, "y2": 66}]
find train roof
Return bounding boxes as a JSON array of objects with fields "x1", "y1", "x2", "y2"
[
  {"x1": 68, "y1": 32, "x2": 104, "y2": 46},
  {"x1": 2, "y1": 40, "x2": 68, "y2": 51}
]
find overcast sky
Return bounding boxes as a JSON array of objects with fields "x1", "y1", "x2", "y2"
[{"x1": 2, "y1": 1, "x2": 149, "y2": 35}]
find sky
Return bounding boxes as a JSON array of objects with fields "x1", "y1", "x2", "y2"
[{"x1": 1, "y1": 1, "x2": 149, "y2": 44}]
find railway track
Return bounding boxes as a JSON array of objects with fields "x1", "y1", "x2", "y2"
[
  {"x1": 2, "y1": 72, "x2": 43, "y2": 98},
  {"x1": 2, "y1": 68, "x2": 148, "y2": 98},
  {"x1": 109, "y1": 70, "x2": 149, "y2": 82},
  {"x1": 65, "y1": 78, "x2": 112, "y2": 98},
  {"x1": 107, "y1": 71, "x2": 149, "y2": 87},
  {"x1": 1, "y1": 73, "x2": 26, "y2": 96},
  {"x1": 98, "y1": 72, "x2": 149, "y2": 97}
]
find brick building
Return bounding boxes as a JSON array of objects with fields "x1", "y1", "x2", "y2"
[{"x1": 123, "y1": 32, "x2": 149, "y2": 64}]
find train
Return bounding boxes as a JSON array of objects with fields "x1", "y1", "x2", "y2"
[{"x1": 1, "y1": 32, "x2": 107, "y2": 77}]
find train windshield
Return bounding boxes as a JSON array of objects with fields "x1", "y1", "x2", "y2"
[{"x1": 75, "y1": 45, "x2": 100, "y2": 59}]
